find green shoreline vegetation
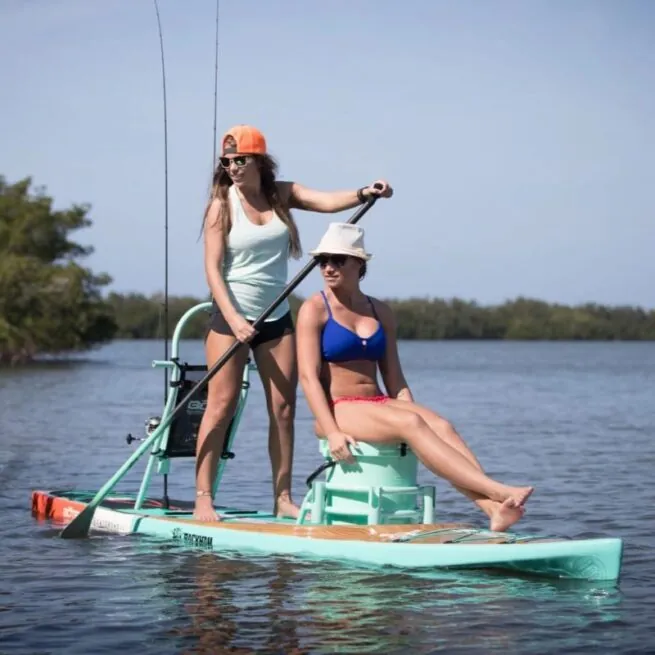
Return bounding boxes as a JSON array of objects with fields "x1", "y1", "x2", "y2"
[{"x1": 2, "y1": 176, "x2": 654, "y2": 365}]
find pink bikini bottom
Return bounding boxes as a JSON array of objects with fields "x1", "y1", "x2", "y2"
[{"x1": 331, "y1": 395, "x2": 390, "y2": 407}]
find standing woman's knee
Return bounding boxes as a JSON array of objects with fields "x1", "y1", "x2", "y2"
[
  {"x1": 269, "y1": 396, "x2": 296, "y2": 426},
  {"x1": 204, "y1": 389, "x2": 240, "y2": 429}
]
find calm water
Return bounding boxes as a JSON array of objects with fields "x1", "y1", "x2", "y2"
[{"x1": 1, "y1": 339, "x2": 654, "y2": 654}]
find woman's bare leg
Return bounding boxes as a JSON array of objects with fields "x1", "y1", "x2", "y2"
[
  {"x1": 385, "y1": 399, "x2": 525, "y2": 530},
  {"x1": 194, "y1": 330, "x2": 250, "y2": 521},
  {"x1": 253, "y1": 332, "x2": 299, "y2": 519},
  {"x1": 333, "y1": 402, "x2": 534, "y2": 508}
]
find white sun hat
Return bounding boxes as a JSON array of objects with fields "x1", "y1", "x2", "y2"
[{"x1": 309, "y1": 222, "x2": 373, "y2": 261}]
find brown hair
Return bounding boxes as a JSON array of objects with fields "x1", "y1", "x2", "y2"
[
  {"x1": 202, "y1": 136, "x2": 302, "y2": 259},
  {"x1": 358, "y1": 259, "x2": 367, "y2": 280}
]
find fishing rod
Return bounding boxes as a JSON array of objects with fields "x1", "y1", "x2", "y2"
[
  {"x1": 212, "y1": 0, "x2": 220, "y2": 169},
  {"x1": 153, "y1": 0, "x2": 169, "y2": 403},
  {"x1": 154, "y1": 0, "x2": 220, "y2": 395},
  {"x1": 150, "y1": 0, "x2": 220, "y2": 508}
]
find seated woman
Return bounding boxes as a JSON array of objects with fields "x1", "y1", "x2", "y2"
[{"x1": 296, "y1": 223, "x2": 534, "y2": 532}]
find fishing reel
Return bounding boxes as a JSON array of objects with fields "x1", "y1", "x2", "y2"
[{"x1": 125, "y1": 416, "x2": 161, "y2": 445}]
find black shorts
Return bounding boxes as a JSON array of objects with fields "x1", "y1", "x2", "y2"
[{"x1": 208, "y1": 304, "x2": 295, "y2": 350}]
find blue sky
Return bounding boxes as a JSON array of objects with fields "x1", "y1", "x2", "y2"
[{"x1": 2, "y1": 0, "x2": 654, "y2": 307}]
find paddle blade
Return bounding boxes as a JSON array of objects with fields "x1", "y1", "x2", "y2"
[{"x1": 59, "y1": 504, "x2": 96, "y2": 539}]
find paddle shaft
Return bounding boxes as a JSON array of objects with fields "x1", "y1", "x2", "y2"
[{"x1": 60, "y1": 186, "x2": 383, "y2": 538}]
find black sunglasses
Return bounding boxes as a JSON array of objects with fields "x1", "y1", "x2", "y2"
[
  {"x1": 316, "y1": 254, "x2": 348, "y2": 268},
  {"x1": 219, "y1": 155, "x2": 250, "y2": 168}
]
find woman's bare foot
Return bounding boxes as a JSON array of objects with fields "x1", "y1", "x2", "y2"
[
  {"x1": 275, "y1": 495, "x2": 300, "y2": 519},
  {"x1": 493, "y1": 485, "x2": 534, "y2": 507},
  {"x1": 489, "y1": 497, "x2": 525, "y2": 532},
  {"x1": 193, "y1": 492, "x2": 221, "y2": 522}
]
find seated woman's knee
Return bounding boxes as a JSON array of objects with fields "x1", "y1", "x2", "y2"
[
  {"x1": 394, "y1": 410, "x2": 427, "y2": 439},
  {"x1": 433, "y1": 416, "x2": 455, "y2": 436}
]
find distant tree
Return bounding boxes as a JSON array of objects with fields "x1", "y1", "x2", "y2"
[
  {"x1": 103, "y1": 291, "x2": 655, "y2": 342},
  {"x1": 0, "y1": 176, "x2": 117, "y2": 365},
  {"x1": 380, "y1": 295, "x2": 655, "y2": 341},
  {"x1": 107, "y1": 291, "x2": 305, "y2": 340}
]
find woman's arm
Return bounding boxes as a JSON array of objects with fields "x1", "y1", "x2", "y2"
[
  {"x1": 296, "y1": 296, "x2": 342, "y2": 435},
  {"x1": 375, "y1": 300, "x2": 414, "y2": 402},
  {"x1": 278, "y1": 180, "x2": 393, "y2": 214},
  {"x1": 203, "y1": 199, "x2": 236, "y2": 317}
]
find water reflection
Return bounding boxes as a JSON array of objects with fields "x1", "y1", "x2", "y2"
[
  {"x1": 155, "y1": 552, "x2": 303, "y2": 654},
  {"x1": 127, "y1": 539, "x2": 624, "y2": 654}
]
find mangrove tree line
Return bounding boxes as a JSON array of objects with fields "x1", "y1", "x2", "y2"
[
  {"x1": 106, "y1": 292, "x2": 655, "y2": 341},
  {"x1": 0, "y1": 176, "x2": 116, "y2": 364},
  {"x1": 2, "y1": 175, "x2": 654, "y2": 365}
]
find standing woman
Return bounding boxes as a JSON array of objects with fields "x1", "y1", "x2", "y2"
[{"x1": 196, "y1": 125, "x2": 393, "y2": 521}]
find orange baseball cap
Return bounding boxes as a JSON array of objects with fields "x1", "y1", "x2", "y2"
[{"x1": 221, "y1": 125, "x2": 267, "y2": 155}]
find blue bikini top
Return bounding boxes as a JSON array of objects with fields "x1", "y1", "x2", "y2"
[{"x1": 320, "y1": 291, "x2": 387, "y2": 363}]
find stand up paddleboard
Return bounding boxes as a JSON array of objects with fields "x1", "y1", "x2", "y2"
[
  {"x1": 32, "y1": 2, "x2": 623, "y2": 583},
  {"x1": 32, "y1": 300, "x2": 623, "y2": 582}
]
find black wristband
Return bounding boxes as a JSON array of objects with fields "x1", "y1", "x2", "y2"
[{"x1": 357, "y1": 186, "x2": 367, "y2": 203}]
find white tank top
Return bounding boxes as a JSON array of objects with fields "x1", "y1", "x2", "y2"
[{"x1": 221, "y1": 185, "x2": 290, "y2": 321}]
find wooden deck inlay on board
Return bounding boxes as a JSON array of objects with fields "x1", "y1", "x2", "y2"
[{"x1": 147, "y1": 517, "x2": 483, "y2": 543}]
